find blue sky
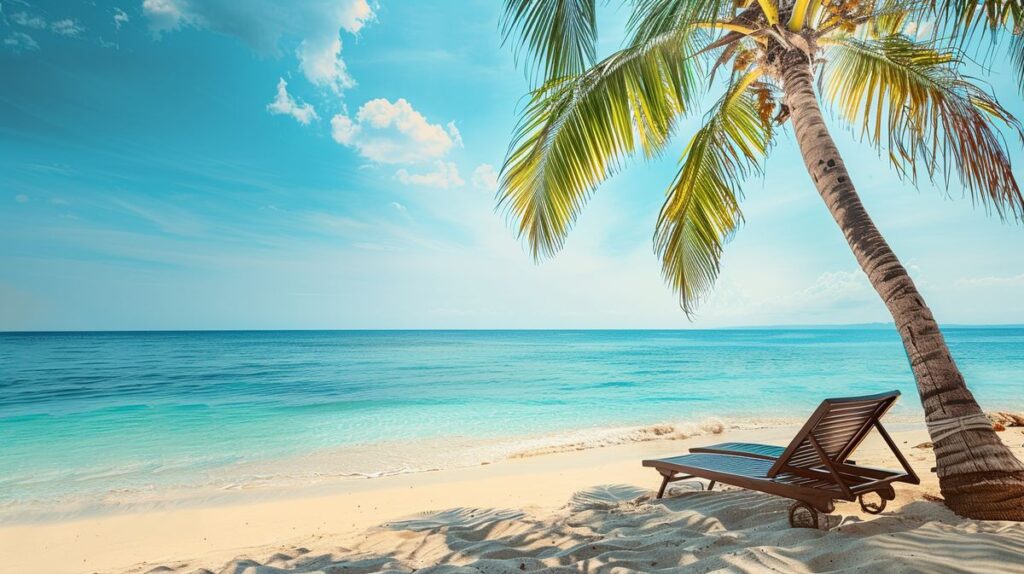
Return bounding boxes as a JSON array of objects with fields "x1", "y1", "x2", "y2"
[{"x1": 1, "y1": 0, "x2": 1023, "y2": 330}]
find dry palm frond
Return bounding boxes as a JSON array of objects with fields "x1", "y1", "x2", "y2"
[{"x1": 822, "y1": 34, "x2": 1024, "y2": 218}]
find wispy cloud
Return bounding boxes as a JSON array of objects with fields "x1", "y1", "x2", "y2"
[
  {"x1": 396, "y1": 161, "x2": 464, "y2": 189},
  {"x1": 109, "y1": 197, "x2": 205, "y2": 236},
  {"x1": 4, "y1": 31, "x2": 39, "y2": 52},
  {"x1": 698, "y1": 267, "x2": 885, "y2": 325},
  {"x1": 11, "y1": 11, "x2": 46, "y2": 29},
  {"x1": 142, "y1": 0, "x2": 374, "y2": 93},
  {"x1": 266, "y1": 78, "x2": 318, "y2": 125},
  {"x1": 305, "y1": 212, "x2": 372, "y2": 234},
  {"x1": 471, "y1": 164, "x2": 499, "y2": 193},
  {"x1": 50, "y1": 19, "x2": 84, "y2": 37},
  {"x1": 113, "y1": 8, "x2": 130, "y2": 30},
  {"x1": 956, "y1": 274, "x2": 1024, "y2": 288}
]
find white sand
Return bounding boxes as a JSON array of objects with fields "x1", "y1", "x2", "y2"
[{"x1": 2, "y1": 425, "x2": 1023, "y2": 574}]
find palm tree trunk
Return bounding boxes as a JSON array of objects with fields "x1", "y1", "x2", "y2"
[{"x1": 778, "y1": 48, "x2": 1024, "y2": 520}]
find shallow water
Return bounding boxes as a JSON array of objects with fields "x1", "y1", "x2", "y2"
[{"x1": 1, "y1": 328, "x2": 1022, "y2": 519}]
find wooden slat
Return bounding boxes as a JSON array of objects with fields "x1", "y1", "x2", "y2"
[
  {"x1": 813, "y1": 418, "x2": 876, "y2": 433},
  {"x1": 689, "y1": 442, "x2": 786, "y2": 460}
]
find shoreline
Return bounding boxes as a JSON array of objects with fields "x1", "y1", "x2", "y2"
[
  {"x1": 5, "y1": 425, "x2": 800, "y2": 573},
  {"x1": 4, "y1": 422, "x2": 1023, "y2": 574},
  {"x1": 0, "y1": 415, "x2": 935, "y2": 526}
]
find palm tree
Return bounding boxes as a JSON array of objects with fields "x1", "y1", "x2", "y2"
[{"x1": 497, "y1": 0, "x2": 1024, "y2": 520}]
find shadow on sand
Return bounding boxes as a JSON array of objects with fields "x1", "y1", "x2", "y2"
[{"x1": 146, "y1": 483, "x2": 1024, "y2": 574}]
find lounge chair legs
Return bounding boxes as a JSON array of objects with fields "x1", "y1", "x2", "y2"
[
  {"x1": 858, "y1": 493, "x2": 887, "y2": 514},
  {"x1": 656, "y1": 472, "x2": 712, "y2": 499},
  {"x1": 788, "y1": 502, "x2": 823, "y2": 529},
  {"x1": 657, "y1": 475, "x2": 670, "y2": 499}
]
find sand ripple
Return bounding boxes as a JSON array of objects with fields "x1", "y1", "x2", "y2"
[{"x1": 136, "y1": 485, "x2": 1024, "y2": 574}]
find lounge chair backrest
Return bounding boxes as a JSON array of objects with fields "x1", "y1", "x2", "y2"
[{"x1": 767, "y1": 391, "x2": 900, "y2": 477}]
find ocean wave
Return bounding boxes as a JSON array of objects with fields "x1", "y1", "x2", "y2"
[{"x1": 506, "y1": 419, "x2": 730, "y2": 459}]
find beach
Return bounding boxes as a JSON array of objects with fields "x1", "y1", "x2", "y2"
[
  {"x1": 8, "y1": 0, "x2": 1024, "y2": 569},
  {"x1": 3, "y1": 423, "x2": 1023, "y2": 574}
]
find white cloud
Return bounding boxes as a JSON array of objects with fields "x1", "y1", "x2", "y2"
[
  {"x1": 339, "y1": 0, "x2": 373, "y2": 33},
  {"x1": 331, "y1": 98, "x2": 458, "y2": 164},
  {"x1": 390, "y1": 201, "x2": 407, "y2": 212},
  {"x1": 15, "y1": 194, "x2": 29, "y2": 203},
  {"x1": 11, "y1": 12, "x2": 46, "y2": 29},
  {"x1": 3, "y1": 31, "x2": 38, "y2": 52},
  {"x1": 471, "y1": 164, "x2": 499, "y2": 193},
  {"x1": 5, "y1": 11, "x2": 84, "y2": 40},
  {"x1": 114, "y1": 8, "x2": 130, "y2": 30},
  {"x1": 295, "y1": 0, "x2": 372, "y2": 91},
  {"x1": 396, "y1": 161, "x2": 464, "y2": 189},
  {"x1": 296, "y1": 36, "x2": 353, "y2": 91},
  {"x1": 266, "y1": 78, "x2": 318, "y2": 125},
  {"x1": 141, "y1": 0, "x2": 374, "y2": 92},
  {"x1": 330, "y1": 114, "x2": 360, "y2": 144},
  {"x1": 141, "y1": 0, "x2": 188, "y2": 31},
  {"x1": 51, "y1": 19, "x2": 84, "y2": 37}
]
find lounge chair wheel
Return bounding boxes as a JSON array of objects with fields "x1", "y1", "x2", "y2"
[
  {"x1": 858, "y1": 493, "x2": 887, "y2": 514},
  {"x1": 788, "y1": 502, "x2": 820, "y2": 529}
]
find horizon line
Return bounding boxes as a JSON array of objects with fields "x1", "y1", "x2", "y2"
[{"x1": 4, "y1": 322, "x2": 1024, "y2": 334}]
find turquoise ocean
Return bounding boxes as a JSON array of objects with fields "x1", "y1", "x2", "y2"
[{"x1": 2, "y1": 328, "x2": 1022, "y2": 521}]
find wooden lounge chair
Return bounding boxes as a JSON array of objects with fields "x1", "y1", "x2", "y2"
[{"x1": 642, "y1": 391, "x2": 920, "y2": 528}]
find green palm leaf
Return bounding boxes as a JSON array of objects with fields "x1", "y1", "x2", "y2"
[
  {"x1": 628, "y1": 0, "x2": 752, "y2": 45},
  {"x1": 865, "y1": 0, "x2": 922, "y2": 37},
  {"x1": 822, "y1": 34, "x2": 1024, "y2": 218},
  {"x1": 655, "y1": 71, "x2": 771, "y2": 316},
  {"x1": 502, "y1": 0, "x2": 598, "y2": 85},
  {"x1": 498, "y1": 29, "x2": 699, "y2": 259}
]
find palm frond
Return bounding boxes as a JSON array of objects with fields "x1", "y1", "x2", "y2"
[
  {"x1": 1013, "y1": 32, "x2": 1024, "y2": 89},
  {"x1": 929, "y1": 0, "x2": 1024, "y2": 91},
  {"x1": 822, "y1": 34, "x2": 1024, "y2": 218},
  {"x1": 935, "y1": 0, "x2": 1020, "y2": 33},
  {"x1": 655, "y1": 71, "x2": 771, "y2": 316},
  {"x1": 628, "y1": 0, "x2": 747, "y2": 45},
  {"x1": 502, "y1": 0, "x2": 598, "y2": 85},
  {"x1": 787, "y1": 0, "x2": 817, "y2": 31},
  {"x1": 499, "y1": 30, "x2": 700, "y2": 259},
  {"x1": 864, "y1": 0, "x2": 920, "y2": 37}
]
